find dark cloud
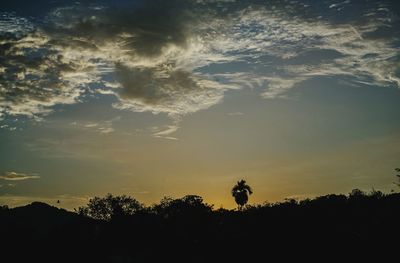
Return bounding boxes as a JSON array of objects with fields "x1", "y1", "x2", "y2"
[
  {"x1": 44, "y1": 0, "x2": 205, "y2": 57},
  {"x1": 117, "y1": 65, "x2": 201, "y2": 105},
  {"x1": 113, "y1": 64, "x2": 226, "y2": 116}
]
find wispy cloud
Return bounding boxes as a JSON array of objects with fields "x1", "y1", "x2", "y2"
[
  {"x1": 152, "y1": 124, "x2": 180, "y2": 140},
  {"x1": 0, "y1": 171, "x2": 40, "y2": 181},
  {"x1": 261, "y1": 77, "x2": 306, "y2": 99},
  {"x1": 70, "y1": 117, "x2": 120, "y2": 134}
]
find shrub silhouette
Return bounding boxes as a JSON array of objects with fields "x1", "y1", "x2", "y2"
[{"x1": 231, "y1": 179, "x2": 253, "y2": 210}]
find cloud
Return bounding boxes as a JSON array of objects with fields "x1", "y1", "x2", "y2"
[
  {"x1": 0, "y1": 2, "x2": 234, "y2": 122},
  {"x1": 218, "y1": 4, "x2": 400, "y2": 97},
  {"x1": 0, "y1": 16, "x2": 90, "y2": 119},
  {"x1": 0, "y1": 0, "x2": 399, "y2": 130},
  {"x1": 152, "y1": 124, "x2": 180, "y2": 140},
  {"x1": 84, "y1": 123, "x2": 99, "y2": 128},
  {"x1": 0, "y1": 171, "x2": 40, "y2": 181},
  {"x1": 227, "y1": 112, "x2": 244, "y2": 116},
  {"x1": 261, "y1": 77, "x2": 306, "y2": 99},
  {"x1": 44, "y1": 1, "x2": 196, "y2": 58},
  {"x1": 112, "y1": 64, "x2": 227, "y2": 116},
  {"x1": 70, "y1": 116, "x2": 120, "y2": 134}
]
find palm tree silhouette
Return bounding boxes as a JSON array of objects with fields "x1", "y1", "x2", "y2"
[{"x1": 231, "y1": 180, "x2": 253, "y2": 210}]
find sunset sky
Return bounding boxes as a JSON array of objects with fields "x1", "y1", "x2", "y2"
[{"x1": 1, "y1": 0, "x2": 399, "y2": 210}]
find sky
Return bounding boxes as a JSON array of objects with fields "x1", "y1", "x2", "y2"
[{"x1": 0, "y1": 0, "x2": 399, "y2": 210}]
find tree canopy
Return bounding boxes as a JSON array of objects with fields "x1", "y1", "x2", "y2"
[{"x1": 77, "y1": 193, "x2": 144, "y2": 221}]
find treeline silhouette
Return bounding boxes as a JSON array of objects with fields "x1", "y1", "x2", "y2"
[{"x1": 1, "y1": 189, "x2": 399, "y2": 262}]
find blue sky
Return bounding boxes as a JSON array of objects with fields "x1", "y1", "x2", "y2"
[{"x1": 0, "y1": 0, "x2": 399, "y2": 209}]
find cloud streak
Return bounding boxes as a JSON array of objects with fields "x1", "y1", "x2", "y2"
[{"x1": 0, "y1": 171, "x2": 40, "y2": 181}]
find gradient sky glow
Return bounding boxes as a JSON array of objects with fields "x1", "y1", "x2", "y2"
[{"x1": 1, "y1": 0, "x2": 399, "y2": 210}]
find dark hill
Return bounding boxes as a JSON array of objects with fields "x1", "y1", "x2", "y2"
[
  {"x1": 3, "y1": 202, "x2": 83, "y2": 230},
  {"x1": 12, "y1": 201, "x2": 74, "y2": 218},
  {"x1": 1, "y1": 202, "x2": 97, "y2": 263}
]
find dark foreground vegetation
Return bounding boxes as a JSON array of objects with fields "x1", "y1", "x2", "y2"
[{"x1": 1, "y1": 189, "x2": 400, "y2": 262}]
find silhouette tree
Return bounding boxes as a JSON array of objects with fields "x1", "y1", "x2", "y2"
[
  {"x1": 77, "y1": 193, "x2": 144, "y2": 221},
  {"x1": 395, "y1": 168, "x2": 400, "y2": 187},
  {"x1": 231, "y1": 179, "x2": 253, "y2": 210},
  {"x1": 349, "y1": 188, "x2": 365, "y2": 198}
]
